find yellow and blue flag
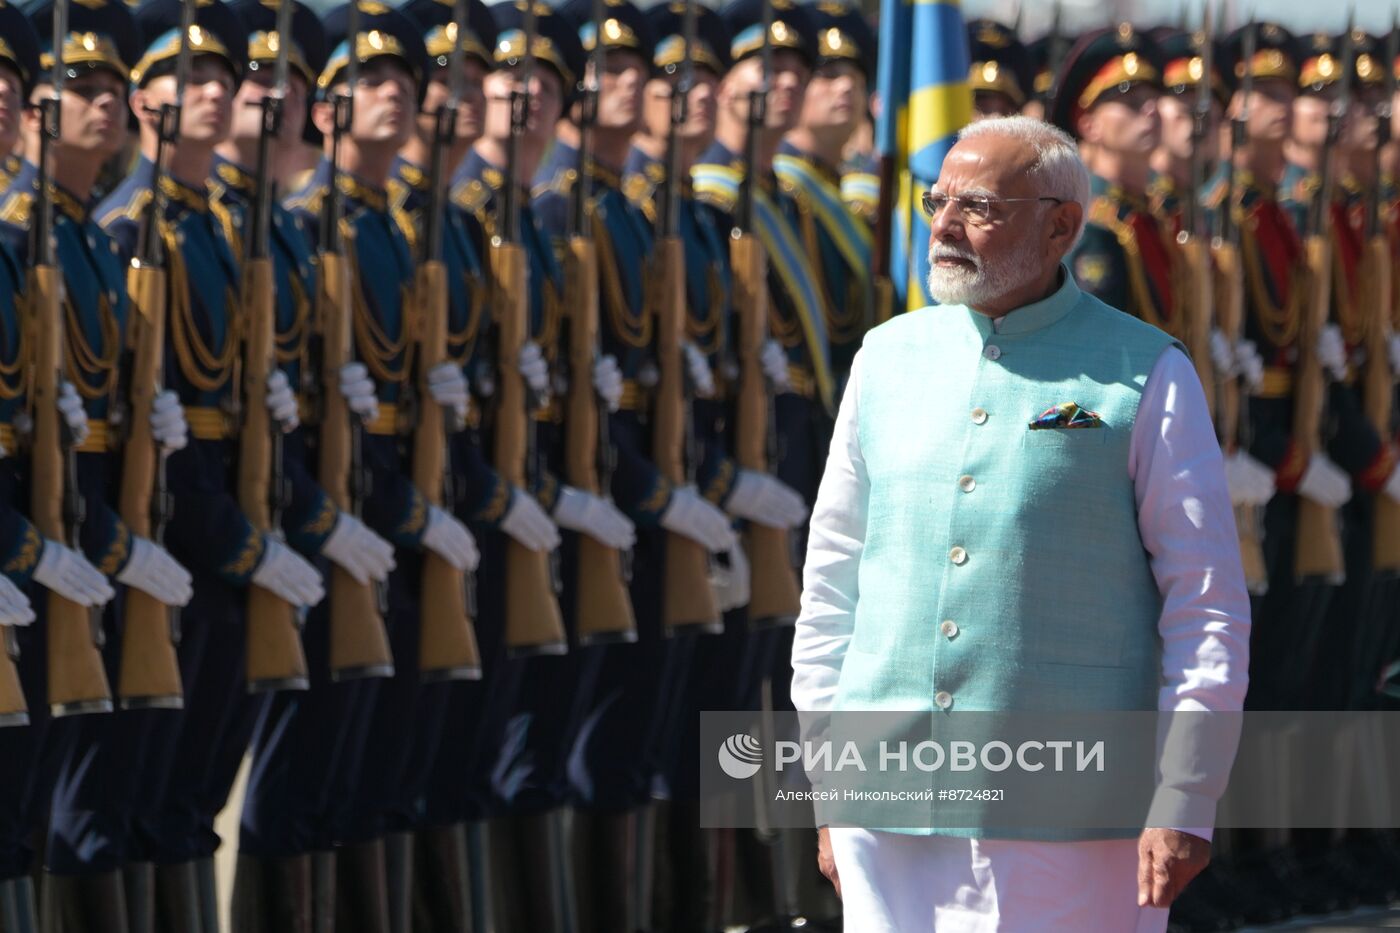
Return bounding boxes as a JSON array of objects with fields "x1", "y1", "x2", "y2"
[{"x1": 876, "y1": 0, "x2": 971, "y2": 311}]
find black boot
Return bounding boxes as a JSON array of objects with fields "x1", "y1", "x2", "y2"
[
  {"x1": 233, "y1": 854, "x2": 314, "y2": 933},
  {"x1": 518, "y1": 810, "x2": 579, "y2": 933},
  {"x1": 48, "y1": 872, "x2": 128, "y2": 933},
  {"x1": 194, "y1": 858, "x2": 219, "y2": 933},
  {"x1": 0, "y1": 876, "x2": 38, "y2": 933},
  {"x1": 311, "y1": 852, "x2": 335, "y2": 933},
  {"x1": 416, "y1": 824, "x2": 471, "y2": 932},
  {"x1": 463, "y1": 823, "x2": 493, "y2": 933},
  {"x1": 584, "y1": 807, "x2": 654, "y2": 933},
  {"x1": 383, "y1": 834, "x2": 412, "y2": 933},
  {"x1": 125, "y1": 863, "x2": 155, "y2": 933},
  {"x1": 154, "y1": 862, "x2": 201, "y2": 933},
  {"x1": 335, "y1": 840, "x2": 389, "y2": 933}
]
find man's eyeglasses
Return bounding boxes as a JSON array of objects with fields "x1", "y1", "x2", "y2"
[{"x1": 921, "y1": 192, "x2": 1064, "y2": 226}]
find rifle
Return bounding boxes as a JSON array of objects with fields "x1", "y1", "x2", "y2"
[
  {"x1": 317, "y1": 1, "x2": 395, "y2": 678},
  {"x1": 412, "y1": 0, "x2": 482, "y2": 678},
  {"x1": 1180, "y1": 5, "x2": 1216, "y2": 415},
  {"x1": 1293, "y1": 19, "x2": 1352, "y2": 584},
  {"x1": 493, "y1": 0, "x2": 566, "y2": 655},
  {"x1": 651, "y1": 0, "x2": 720, "y2": 636},
  {"x1": 732, "y1": 0, "x2": 800, "y2": 627},
  {"x1": 564, "y1": 0, "x2": 637, "y2": 646},
  {"x1": 1041, "y1": 2, "x2": 1070, "y2": 119},
  {"x1": 240, "y1": 0, "x2": 311, "y2": 691},
  {"x1": 33, "y1": 0, "x2": 113, "y2": 716},
  {"x1": 1214, "y1": 20, "x2": 1267, "y2": 593},
  {"x1": 1362, "y1": 18, "x2": 1400, "y2": 572}
]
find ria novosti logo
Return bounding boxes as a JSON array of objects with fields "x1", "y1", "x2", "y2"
[{"x1": 718, "y1": 733, "x2": 764, "y2": 779}]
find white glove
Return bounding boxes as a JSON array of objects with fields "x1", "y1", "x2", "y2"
[
  {"x1": 711, "y1": 542, "x2": 750, "y2": 613},
  {"x1": 1389, "y1": 333, "x2": 1400, "y2": 378},
  {"x1": 321, "y1": 512, "x2": 396, "y2": 584},
  {"x1": 661, "y1": 485, "x2": 738, "y2": 552},
  {"x1": 760, "y1": 339, "x2": 790, "y2": 393},
  {"x1": 551, "y1": 485, "x2": 636, "y2": 549},
  {"x1": 57, "y1": 381, "x2": 89, "y2": 446},
  {"x1": 423, "y1": 505, "x2": 480, "y2": 572},
  {"x1": 1224, "y1": 451, "x2": 1276, "y2": 507},
  {"x1": 116, "y1": 536, "x2": 193, "y2": 607},
  {"x1": 518, "y1": 341, "x2": 550, "y2": 396},
  {"x1": 501, "y1": 488, "x2": 560, "y2": 552},
  {"x1": 1383, "y1": 465, "x2": 1400, "y2": 505},
  {"x1": 149, "y1": 390, "x2": 189, "y2": 452},
  {"x1": 1318, "y1": 324, "x2": 1348, "y2": 382},
  {"x1": 592, "y1": 355, "x2": 624, "y2": 413},
  {"x1": 1297, "y1": 453, "x2": 1352, "y2": 508},
  {"x1": 427, "y1": 362, "x2": 470, "y2": 428},
  {"x1": 1209, "y1": 330, "x2": 1235, "y2": 376},
  {"x1": 34, "y1": 539, "x2": 114, "y2": 607},
  {"x1": 725, "y1": 469, "x2": 808, "y2": 529},
  {"x1": 339, "y1": 362, "x2": 380, "y2": 423},
  {"x1": 265, "y1": 370, "x2": 300, "y2": 433},
  {"x1": 1235, "y1": 339, "x2": 1265, "y2": 393},
  {"x1": 0, "y1": 576, "x2": 33, "y2": 627},
  {"x1": 252, "y1": 536, "x2": 325, "y2": 607},
  {"x1": 683, "y1": 341, "x2": 716, "y2": 398}
]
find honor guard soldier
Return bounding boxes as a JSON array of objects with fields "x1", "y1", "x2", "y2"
[
  {"x1": 966, "y1": 18, "x2": 1032, "y2": 121},
  {"x1": 1149, "y1": 27, "x2": 1228, "y2": 226},
  {"x1": 0, "y1": 2, "x2": 201, "y2": 928},
  {"x1": 1055, "y1": 26, "x2": 1186, "y2": 340},
  {"x1": 0, "y1": 9, "x2": 116, "y2": 928},
  {"x1": 285, "y1": 2, "x2": 481, "y2": 924},
  {"x1": 775, "y1": 0, "x2": 875, "y2": 383},
  {"x1": 447, "y1": 6, "x2": 606, "y2": 926},
  {"x1": 1023, "y1": 29, "x2": 1068, "y2": 121},
  {"x1": 98, "y1": 0, "x2": 326, "y2": 924},
  {"x1": 211, "y1": 1, "x2": 401, "y2": 927}
]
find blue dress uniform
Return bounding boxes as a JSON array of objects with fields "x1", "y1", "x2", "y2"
[
  {"x1": 96, "y1": 3, "x2": 260, "y2": 918},
  {"x1": 284, "y1": 14, "x2": 448, "y2": 917},
  {"x1": 772, "y1": 2, "x2": 875, "y2": 384},
  {"x1": 388, "y1": 0, "x2": 513, "y2": 845},
  {"x1": 205, "y1": 5, "x2": 358, "y2": 894}
]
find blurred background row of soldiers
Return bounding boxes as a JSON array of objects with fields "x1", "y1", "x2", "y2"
[{"x1": 0, "y1": 0, "x2": 1397, "y2": 931}]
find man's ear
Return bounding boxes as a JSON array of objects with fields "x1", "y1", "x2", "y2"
[
  {"x1": 1048, "y1": 200, "x2": 1083, "y2": 253},
  {"x1": 311, "y1": 99, "x2": 334, "y2": 138}
]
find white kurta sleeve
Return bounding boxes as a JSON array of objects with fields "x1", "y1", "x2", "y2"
[
  {"x1": 791, "y1": 349, "x2": 869, "y2": 759},
  {"x1": 1129, "y1": 346, "x2": 1252, "y2": 841}
]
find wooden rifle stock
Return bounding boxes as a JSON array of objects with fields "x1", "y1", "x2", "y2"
[
  {"x1": 650, "y1": 235, "x2": 719, "y2": 635},
  {"x1": 239, "y1": 255, "x2": 309, "y2": 691},
  {"x1": 1211, "y1": 241, "x2": 1268, "y2": 593},
  {"x1": 490, "y1": 240, "x2": 565, "y2": 654},
  {"x1": 30, "y1": 263, "x2": 112, "y2": 714},
  {"x1": 730, "y1": 233, "x2": 799, "y2": 627},
  {"x1": 1359, "y1": 236, "x2": 1400, "y2": 572},
  {"x1": 413, "y1": 259, "x2": 481, "y2": 679},
  {"x1": 1179, "y1": 237, "x2": 1215, "y2": 416},
  {"x1": 318, "y1": 249, "x2": 393, "y2": 679},
  {"x1": 115, "y1": 261, "x2": 183, "y2": 707},
  {"x1": 1294, "y1": 235, "x2": 1346, "y2": 583},
  {"x1": 564, "y1": 234, "x2": 636, "y2": 645}
]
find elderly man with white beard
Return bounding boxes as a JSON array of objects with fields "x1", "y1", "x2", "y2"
[{"x1": 790, "y1": 116, "x2": 1252, "y2": 931}]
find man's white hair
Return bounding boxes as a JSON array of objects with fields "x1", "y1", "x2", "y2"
[{"x1": 955, "y1": 116, "x2": 1090, "y2": 248}]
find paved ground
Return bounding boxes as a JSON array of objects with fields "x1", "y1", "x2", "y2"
[{"x1": 1244, "y1": 906, "x2": 1400, "y2": 930}]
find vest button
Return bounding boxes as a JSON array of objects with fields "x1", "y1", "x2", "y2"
[
  {"x1": 940, "y1": 620, "x2": 959, "y2": 639},
  {"x1": 983, "y1": 344, "x2": 1002, "y2": 361},
  {"x1": 958, "y1": 475, "x2": 976, "y2": 492},
  {"x1": 970, "y1": 407, "x2": 988, "y2": 424},
  {"x1": 948, "y1": 546, "x2": 967, "y2": 565},
  {"x1": 935, "y1": 691, "x2": 953, "y2": 709}
]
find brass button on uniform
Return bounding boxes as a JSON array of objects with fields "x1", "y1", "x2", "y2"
[
  {"x1": 958, "y1": 475, "x2": 976, "y2": 492},
  {"x1": 949, "y1": 546, "x2": 967, "y2": 565}
]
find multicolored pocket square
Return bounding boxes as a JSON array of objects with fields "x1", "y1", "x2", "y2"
[{"x1": 1028, "y1": 402, "x2": 1103, "y2": 430}]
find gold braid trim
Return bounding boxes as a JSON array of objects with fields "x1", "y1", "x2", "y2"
[
  {"x1": 1239, "y1": 217, "x2": 1302, "y2": 349},
  {"x1": 1329, "y1": 218, "x2": 1366, "y2": 346},
  {"x1": 3, "y1": 524, "x2": 40, "y2": 575},
  {"x1": 169, "y1": 226, "x2": 240, "y2": 393},
  {"x1": 97, "y1": 522, "x2": 131, "y2": 576},
  {"x1": 592, "y1": 208, "x2": 652, "y2": 349},
  {"x1": 1086, "y1": 197, "x2": 1183, "y2": 337},
  {"x1": 220, "y1": 527, "x2": 266, "y2": 578},
  {"x1": 345, "y1": 237, "x2": 414, "y2": 385},
  {"x1": 686, "y1": 264, "x2": 725, "y2": 355},
  {"x1": 301, "y1": 496, "x2": 339, "y2": 537},
  {"x1": 65, "y1": 291, "x2": 120, "y2": 400}
]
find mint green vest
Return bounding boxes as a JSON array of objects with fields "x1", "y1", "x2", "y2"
[{"x1": 835, "y1": 272, "x2": 1179, "y2": 716}]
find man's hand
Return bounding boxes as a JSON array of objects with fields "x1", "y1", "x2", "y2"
[
  {"x1": 1137, "y1": 828, "x2": 1210, "y2": 908},
  {"x1": 817, "y1": 826, "x2": 841, "y2": 899}
]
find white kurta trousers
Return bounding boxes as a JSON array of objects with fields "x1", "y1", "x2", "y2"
[{"x1": 829, "y1": 828, "x2": 1172, "y2": 932}]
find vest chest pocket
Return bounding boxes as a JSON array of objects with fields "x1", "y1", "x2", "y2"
[{"x1": 1020, "y1": 427, "x2": 1110, "y2": 448}]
